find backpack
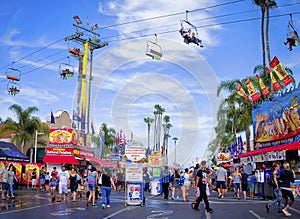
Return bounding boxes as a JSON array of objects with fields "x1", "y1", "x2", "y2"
[{"x1": 178, "y1": 175, "x2": 185, "y2": 186}]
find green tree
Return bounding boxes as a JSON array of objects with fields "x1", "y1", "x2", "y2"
[
  {"x1": 153, "y1": 104, "x2": 165, "y2": 151},
  {"x1": 172, "y1": 137, "x2": 178, "y2": 164},
  {"x1": 144, "y1": 117, "x2": 154, "y2": 151},
  {"x1": 99, "y1": 123, "x2": 117, "y2": 156},
  {"x1": 0, "y1": 104, "x2": 46, "y2": 153},
  {"x1": 162, "y1": 115, "x2": 172, "y2": 156}
]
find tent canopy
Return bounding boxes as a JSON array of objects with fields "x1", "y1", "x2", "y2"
[{"x1": 0, "y1": 141, "x2": 29, "y2": 162}]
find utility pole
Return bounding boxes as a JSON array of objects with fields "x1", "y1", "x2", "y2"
[
  {"x1": 65, "y1": 16, "x2": 108, "y2": 145},
  {"x1": 34, "y1": 130, "x2": 44, "y2": 163}
]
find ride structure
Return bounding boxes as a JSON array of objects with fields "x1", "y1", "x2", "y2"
[
  {"x1": 59, "y1": 57, "x2": 75, "y2": 79},
  {"x1": 285, "y1": 14, "x2": 300, "y2": 51},
  {"x1": 6, "y1": 64, "x2": 21, "y2": 95},
  {"x1": 145, "y1": 34, "x2": 163, "y2": 60},
  {"x1": 180, "y1": 10, "x2": 198, "y2": 45}
]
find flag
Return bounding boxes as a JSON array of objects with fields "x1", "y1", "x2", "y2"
[
  {"x1": 50, "y1": 111, "x2": 55, "y2": 124},
  {"x1": 237, "y1": 83, "x2": 252, "y2": 103},
  {"x1": 255, "y1": 74, "x2": 270, "y2": 97},
  {"x1": 100, "y1": 130, "x2": 105, "y2": 157},
  {"x1": 270, "y1": 56, "x2": 293, "y2": 86},
  {"x1": 86, "y1": 17, "x2": 90, "y2": 26},
  {"x1": 91, "y1": 24, "x2": 99, "y2": 30},
  {"x1": 91, "y1": 122, "x2": 95, "y2": 135},
  {"x1": 73, "y1": 15, "x2": 82, "y2": 25},
  {"x1": 266, "y1": 67, "x2": 281, "y2": 91},
  {"x1": 246, "y1": 78, "x2": 260, "y2": 102}
]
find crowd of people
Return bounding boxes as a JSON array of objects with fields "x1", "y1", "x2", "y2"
[{"x1": 0, "y1": 160, "x2": 297, "y2": 216}]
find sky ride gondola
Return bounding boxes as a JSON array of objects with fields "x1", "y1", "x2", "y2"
[
  {"x1": 59, "y1": 57, "x2": 75, "y2": 79},
  {"x1": 145, "y1": 34, "x2": 163, "y2": 60},
  {"x1": 6, "y1": 64, "x2": 21, "y2": 95},
  {"x1": 68, "y1": 47, "x2": 84, "y2": 57},
  {"x1": 284, "y1": 14, "x2": 300, "y2": 51}
]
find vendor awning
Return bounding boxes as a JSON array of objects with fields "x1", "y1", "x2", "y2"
[
  {"x1": 75, "y1": 155, "x2": 117, "y2": 168},
  {"x1": 236, "y1": 142, "x2": 300, "y2": 158},
  {"x1": 43, "y1": 155, "x2": 79, "y2": 164},
  {"x1": 0, "y1": 141, "x2": 29, "y2": 162}
]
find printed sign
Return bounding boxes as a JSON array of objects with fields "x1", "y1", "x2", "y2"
[
  {"x1": 49, "y1": 128, "x2": 75, "y2": 144},
  {"x1": 125, "y1": 145, "x2": 145, "y2": 162},
  {"x1": 125, "y1": 163, "x2": 143, "y2": 182}
]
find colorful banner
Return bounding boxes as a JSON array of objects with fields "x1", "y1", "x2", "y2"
[
  {"x1": 217, "y1": 153, "x2": 231, "y2": 162},
  {"x1": 148, "y1": 155, "x2": 162, "y2": 166},
  {"x1": 256, "y1": 74, "x2": 270, "y2": 97},
  {"x1": 237, "y1": 83, "x2": 251, "y2": 103},
  {"x1": 266, "y1": 67, "x2": 281, "y2": 91},
  {"x1": 81, "y1": 42, "x2": 89, "y2": 133},
  {"x1": 270, "y1": 56, "x2": 293, "y2": 87},
  {"x1": 246, "y1": 78, "x2": 261, "y2": 102},
  {"x1": 46, "y1": 147, "x2": 73, "y2": 156},
  {"x1": 49, "y1": 128, "x2": 75, "y2": 145},
  {"x1": 253, "y1": 87, "x2": 300, "y2": 149}
]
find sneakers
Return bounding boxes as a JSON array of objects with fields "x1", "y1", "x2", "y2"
[
  {"x1": 206, "y1": 208, "x2": 214, "y2": 213},
  {"x1": 218, "y1": 194, "x2": 222, "y2": 198},
  {"x1": 106, "y1": 205, "x2": 111, "y2": 208},
  {"x1": 266, "y1": 204, "x2": 270, "y2": 213},
  {"x1": 176, "y1": 196, "x2": 179, "y2": 199},
  {"x1": 282, "y1": 209, "x2": 291, "y2": 217},
  {"x1": 102, "y1": 204, "x2": 106, "y2": 209}
]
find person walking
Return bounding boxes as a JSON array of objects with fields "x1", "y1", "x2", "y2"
[
  {"x1": 161, "y1": 166, "x2": 171, "y2": 200},
  {"x1": 216, "y1": 163, "x2": 227, "y2": 198},
  {"x1": 39, "y1": 167, "x2": 46, "y2": 191},
  {"x1": 57, "y1": 165, "x2": 69, "y2": 202},
  {"x1": 232, "y1": 167, "x2": 242, "y2": 199},
  {"x1": 7, "y1": 165, "x2": 17, "y2": 198},
  {"x1": 193, "y1": 160, "x2": 213, "y2": 213},
  {"x1": 181, "y1": 168, "x2": 192, "y2": 202},
  {"x1": 266, "y1": 162, "x2": 282, "y2": 213},
  {"x1": 0, "y1": 162, "x2": 9, "y2": 199},
  {"x1": 279, "y1": 162, "x2": 295, "y2": 217},
  {"x1": 87, "y1": 166, "x2": 98, "y2": 207},
  {"x1": 31, "y1": 168, "x2": 37, "y2": 190},
  {"x1": 249, "y1": 171, "x2": 256, "y2": 198},
  {"x1": 171, "y1": 169, "x2": 180, "y2": 200},
  {"x1": 49, "y1": 173, "x2": 58, "y2": 202},
  {"x1": 100, "y1": 168, "x2": 116, "y2": 209},
  {"x1": 69, "y1": 168, "x2": 78, "y2": 202},
  {"x1": 241, "y1": 168, "x2": 248, "y2": 200}
]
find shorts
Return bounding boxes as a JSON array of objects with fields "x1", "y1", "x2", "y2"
[
  {"x1": 45, "y1": 180, "x2": 50, "y2": 185},
  {"x1": 40, "y1": 179, "x2": 45, "y2": 185},
  {"x1": 195, "y1": 187, "x2": 200, "y2": 196},
  {"x1": 59, "y1": 185, "x2": 68, "y2": 194},
  {"x1": 1, "y1": 182, "x2": 8, "y2": 191},
  {"x1": 181, "y1": 182, "x2": 190, "y2": 190},
  {"x1": 216, "y1": 181, "x2": 226, "y2": 189},
  {"x1": 88, "y1": 184, "x2": 96, "y2": 191},
  {"x1": 70, "y1": 184, "x2": 78, "y2": 193},
  {"x1": 242, "y1": 184, "x2": 248, "y2": 192},
  {"x1": 50, "y1": 186, "x2": 56, "y2": 190},
  {"x1": 249, "y1": 184, "x2": 255, "y2": 191},
  {"x1": 32, "y1": 179, "x2": 37, "y2": 186}
]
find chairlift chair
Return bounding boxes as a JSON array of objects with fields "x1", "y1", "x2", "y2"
[
  {"x1": 7, "y1": 82, "x2": 20, "y2": 96},
  {"x1": 68, "y1": 47, "x2": 84, "y2": 57},
  {"x1": 59, "y1": 62, "x2": 75, "y2": 79},
  {"x1": 6, "y1": 66, "x2": 21, "y2": 82},
  {"x1": 180, "y1": 10, "x2": 199, "y2": 44},
  {"x1": 146, "y1": 34, "x2": 163, "y2": 60}
]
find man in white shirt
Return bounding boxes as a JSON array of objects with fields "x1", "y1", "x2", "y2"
[
  {"x1": 216, "y1": 163, "x2": 228, "y2": 198},
  {"x1": 57, "y1": 165, "x2": 69, "y2": 202}
]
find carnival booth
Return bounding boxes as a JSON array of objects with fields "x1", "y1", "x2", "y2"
[{"x1": 237, "y1": 84, "x2": 300, "y2": 199}]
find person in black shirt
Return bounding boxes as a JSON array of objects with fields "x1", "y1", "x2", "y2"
[{"x1": 193, "y1": 160, "x2": 213, "y2": 213}]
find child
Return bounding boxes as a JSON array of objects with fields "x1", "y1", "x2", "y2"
[
  {"x1": 249, "y1": 171, "x2": 256, "y2": 198},
  {"x1": 45, "y1": 172, "x2": 50, "y2": 192},
  {"x1": 49, "y1": 173, "x2": 58, "y2": 202}
]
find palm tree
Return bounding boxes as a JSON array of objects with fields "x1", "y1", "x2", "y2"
[
  {"x1": 144, "y1": 117, "x2": 154, "y2": 152},
  {"x1": 162, "y1": 117, "x2": 172, "y2": 156},
  {"x1": 100, "y1": 123, "x2": 117, "y2": 155},
  {"x1": 0, "y1": 104, "x2": 43, "y2": 153},
  {"x1": 265, "y1": 0, "x2": 277, "y2": 64},
  {"x1": 253, "y1": 0, "x2": 267, "y2": 68},
  {"x1": 172, "y1": 137, "x2": 178, "y2": 164},
  {"x1": 153, "y1": 104, "x2": 165, "y2": 151}
]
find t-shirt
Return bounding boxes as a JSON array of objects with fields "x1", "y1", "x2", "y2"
[
  {"x1": 58, "y1": 171, "x2": 69, "y2": 186},
  {"x1": 8, "y1": 171, "x2": 15, "y2": 184},
  {"x1": 88, "y1": 171, "x2": 97, "y2": 185},
  {"x1": 241, "y1": 173, "x2": 248, "y2": 184},
  {"x1": 31, "y1": 170, "x2": 37, "y2": 179},
  {"x1": 216, "y1": 167, "x2": 227, "y2": 181},
  {"x1": 0, "y1": 167, "x2": 8, "y2": 183},
  {"x1": 101, "y1": 174, "x2": 111, "y2": 187},
  {"x1": 197, "y1": 168, "x2": 210, "y2": 188}
]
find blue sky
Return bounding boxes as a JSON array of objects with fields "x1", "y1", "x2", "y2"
[{"x1": 1, "y1": 0, "x2": 300, "y2": 166}]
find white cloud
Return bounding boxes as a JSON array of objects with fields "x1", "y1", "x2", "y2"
[{"x1": 19, "y1": 88, "x2": 60, "y2": 104}]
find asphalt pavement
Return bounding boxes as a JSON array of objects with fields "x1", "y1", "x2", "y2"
[{"x1": 0, "y1": 187, "x2": 299, "y2": 219}]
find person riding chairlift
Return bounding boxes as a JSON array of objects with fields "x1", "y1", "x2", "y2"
[
  {"x1": 179, "y1": 27, "x2": 203, "y2": 47},
  {"x1": 284, "y1": 31, "x2": 299, "y2": 51},
  {"x1": 8, "y1": 86, "x2": 20, "y2": 95}
]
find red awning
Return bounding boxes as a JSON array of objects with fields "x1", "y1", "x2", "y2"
[
  {"x1": 236, "y1": 142, "x2": 300, "y2": 158},
  {"x1": 76, "y1": 155, "x2": 117, "y2": 168},
  {"x1": 43, "y1": 155, "x2": 79, "y2": 164}
]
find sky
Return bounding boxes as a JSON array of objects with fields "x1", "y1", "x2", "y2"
[{"x1": 0, "y1": 0, "x2": 300, "y2": 166}]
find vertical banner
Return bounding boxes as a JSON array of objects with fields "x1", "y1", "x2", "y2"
[
  {"x1": 246, "y1": 78, "x2": 260, "y2": 102},
  {"x1": 81, "y1": 42, "x2": 89, "y2": 134},
  {"x1": 256, "y1": 74, "x2": 270, "y2": 97},
  {"x1": 237, "y1": 83, "x2": 251, "y2": 103},
  {"x1": 266, "y1": 67, "x2": 281, "y2": 91},
  {"x1": 270, "y1": 56, "x2": 293, "y2": 86}
]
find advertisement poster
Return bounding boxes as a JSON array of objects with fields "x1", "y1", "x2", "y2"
[
  {"x1": 252, "y1": 88, "x2": 300, "y2": 149},
  {"x1": 125, "y1": 163, "x2": 143, "y2": 182},
  {"x1": 217, "y1": 153, "x2": 231, "y2": 162},
  {"x1": 125, "y1": 145, "x2": 145, "y2": 162},
  {"x1": 148, "y1": 155, "x2": 162, "y2": 166},
  {"x1": 291, "y1": 180, "x2": 300, "y2": 199},
  {"x1": 126, "y1": 182, "x2": 144, "y2": 205},
  {"x1": 49, "y1": 128, "x2": 75, "y2": 145}
]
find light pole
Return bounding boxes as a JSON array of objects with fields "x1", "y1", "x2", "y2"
[
  {"x1": 34, "y1": 130, "x2": 44, "y2": 163},
  {"x1": 172, "y1": 137, "x2": 178, "y2": 165}
]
